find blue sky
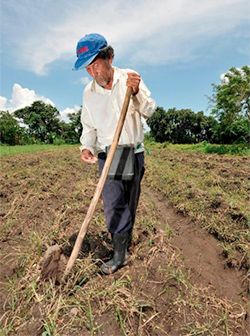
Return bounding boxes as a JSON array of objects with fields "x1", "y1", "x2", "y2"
[{"x1": 1, "y1": 0, "x2": 250, "y2": 121}]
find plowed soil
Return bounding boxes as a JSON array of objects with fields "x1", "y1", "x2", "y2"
[{"x1": 0, "y1": 147, "x2": 249, "y2": 335}]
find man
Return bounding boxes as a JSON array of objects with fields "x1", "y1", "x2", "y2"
[{"x1": 74, "y1": 33, "x2": 156, "y2": 274}]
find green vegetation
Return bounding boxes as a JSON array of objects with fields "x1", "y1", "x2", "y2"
[
  {"x1": 0, "y1": 111, "x2": 26, "y2": 145},
  {"x1": 211, "y1": 66, "x2": 250, "y2": 144},
  {"x1": 0, "y1": 144, "x2": 77, "y2": 156},
  {"x1": 0, "y1": 101, "x2": 82, "y2": 146},
  {"x1": 147, "y1": 65, "x2": 250, "y2": 145},
  {"x1": 14, "y1": 101, "x2": 62, "y2": 144},
  {"x1": 144, "y1": 140, "x2": 250, "y2": 156},
  {"x1": 2, "y1": 142, "x2": 248, "y2": 158},
  {"x1": 147, "y1": 107, "x2": 217, "y2": 144},
  {"x1": 204, "y1": 143, "x2": 250, "y2": 155}
]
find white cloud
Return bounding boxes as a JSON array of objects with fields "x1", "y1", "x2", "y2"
[
  {"x1": 220, "y1": 66, "x2": 249, "y2": 84},
  {"x1": 60, "y1": 105, "x2": 81, "y2": 123},
  {"x1": 1, "y1": 83, "x2": 55, "y2": 112},
  {"x1": 2, "y1": 0, "x2": 249, "y2": 74},
  {"x1": 220, "y1": 73, "x2": 230, "y2": 84},
  {"x1": 0, "y1": 96, "x2": 7, "y2": 110},
  {"x1": 1, "y1": 83, "x2": 80, "y2": 123}
]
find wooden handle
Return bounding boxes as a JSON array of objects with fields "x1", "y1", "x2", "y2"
[{"x1": 64, "y1": 87, "x2": 132, "y2": 278}]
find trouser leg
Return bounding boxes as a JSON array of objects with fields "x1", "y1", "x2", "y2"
[
  {"x1": 124, "y1": 153, "x2": 145, "y2": 248},
  {"x1": 98, "y1": 152, "x2": 145, "y2": 235},
  {"x1": 98, "y1": 152, "x2": 145, "y2": 274}
]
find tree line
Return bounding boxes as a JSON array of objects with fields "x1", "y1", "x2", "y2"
[
  {"x1": 0, "y1": 66, "x2": 249, "y2": 146},
  {"x1": 147, "y1": 66, "x2": 249, "y2": 144},
  {"x1": 0, "y1": 101, "x2": 82, "y2": 145}
]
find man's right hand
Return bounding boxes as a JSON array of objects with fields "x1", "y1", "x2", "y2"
[{"x1": 81, "y1": 149, "x2": 97, "y2": 164}]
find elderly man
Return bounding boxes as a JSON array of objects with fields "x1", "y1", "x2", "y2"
[{"x1": 74, "y1": 33, "x2": 156, "y2": 274}]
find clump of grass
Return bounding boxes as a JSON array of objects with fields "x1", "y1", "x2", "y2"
[{"x1": 204, "y1": 143, "x2": 250, "y2": 155}]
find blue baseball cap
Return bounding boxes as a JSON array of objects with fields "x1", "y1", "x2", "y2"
[{"x1": 74, "y1": 33, "x2": 108, "y2": 70}]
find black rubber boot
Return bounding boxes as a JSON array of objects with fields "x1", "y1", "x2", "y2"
[
  {"x1": 127, "y1": 227, "x2": 133, "y2": 252},
  {"x1": 101, "y1": 231, "x2": 129, "y2": 275}
]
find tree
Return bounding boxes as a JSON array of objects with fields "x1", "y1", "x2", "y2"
[
  {"x1": 146, "y1": 107, "x2": 168, "y2": 142},
  {"x1": 147, "y1": 107, "x2": 217, "y2": 144},
  {"x1": 210, "y1": 66, "x2": 250, "y2": 143},
  {"x1": 14, "y1": 101, "x2": 62, "y2": 143},
  {"x1": 67, "y1": 108, "x2": 82, "y2": 142},
  {"x1": 59, "y1": 108, "x2": 82, "y2": 144},
  {"x1": 193, "y1": 112, "x2": 218, "y2": 143},
  {"x1": 0, "y1": 111, "x2": 26, "y2": 145}
]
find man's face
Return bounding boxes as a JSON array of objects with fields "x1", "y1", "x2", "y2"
[{"x1": 86, "y1": 58, "x2": 113, "y2": 88}]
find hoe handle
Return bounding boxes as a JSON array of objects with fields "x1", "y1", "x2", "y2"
[{"x1": 64, "y1": 87, "x2": 132, "y2": 278}]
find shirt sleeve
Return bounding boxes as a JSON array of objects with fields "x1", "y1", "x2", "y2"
[
  {"x1": 79, "y1": 104, "x2": 97, "y2": 155},
  {"x1": 131, "y1": 79, "x2": 156, "y2": 119}
]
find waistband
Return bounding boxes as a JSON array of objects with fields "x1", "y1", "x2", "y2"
[{"x1": 98, "y1": 150, "x2": 144, "y2": 160}]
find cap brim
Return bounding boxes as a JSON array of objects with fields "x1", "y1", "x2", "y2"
[{"x1": 73, "y1": 53, "x2": 98, "y2": 71}]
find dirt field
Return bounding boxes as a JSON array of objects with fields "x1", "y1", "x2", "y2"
[{"x1": 0, "y1": 146, "x2": 249, "y2": 335}]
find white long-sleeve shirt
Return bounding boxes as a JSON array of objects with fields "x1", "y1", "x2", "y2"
[{"x1": 80, "y1": 66, "x2": 156, "y2": 155}]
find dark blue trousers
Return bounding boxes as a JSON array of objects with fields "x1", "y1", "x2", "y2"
[{"x1": 98, "y1": 152, "x2": 145, "y2": 234}]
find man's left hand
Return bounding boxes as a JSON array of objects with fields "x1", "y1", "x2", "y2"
[{"x1": 127, "y1": 72, "x2": 141, "y2": 95}]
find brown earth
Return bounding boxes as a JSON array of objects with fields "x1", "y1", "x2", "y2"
[
  {"x1": 0, "y1": 148, "x2": 249, "y2": 335},
  {"x1": 145, "y1": 188, "x2": 246, "y2": 303}
]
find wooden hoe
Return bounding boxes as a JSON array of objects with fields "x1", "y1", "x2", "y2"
[{"x1": 40, "y1": 87, "x2": 132, "y2": 282}]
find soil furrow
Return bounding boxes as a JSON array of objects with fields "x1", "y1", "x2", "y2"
[{"x1": 143, "y1": 186, "x2": 247, "y2": 303}]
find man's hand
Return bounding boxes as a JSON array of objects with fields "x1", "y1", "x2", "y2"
[
  {"x1": 81, "y1": 149, "x2": 97, "y2": 164},
  {"x1": 127, "y1": 72, "x2": 141, "y2": 95}
]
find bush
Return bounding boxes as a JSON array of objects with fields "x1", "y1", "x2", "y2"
[
  {"x1": 53, "y1": 137, "x2": 66, "y2": 145},
  {"x1": 0, "y1": 111, "x2": 26, "y2": 145}
]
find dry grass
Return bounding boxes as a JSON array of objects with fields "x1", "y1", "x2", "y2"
[{"x1": 0, "y1": 146, "x2": 249, "y2": 335}]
